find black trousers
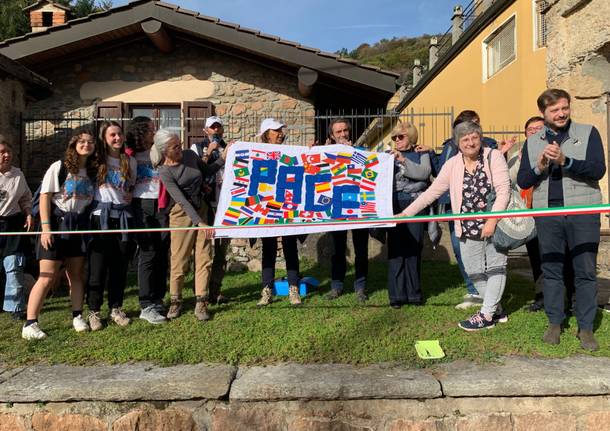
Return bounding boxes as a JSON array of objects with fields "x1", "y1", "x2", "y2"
[
  {"x1": 262, "y1": 236, "x2": 299, "y2": 287},
  {"x1": 330, "y1": 229, "x2": 368, "y2": 291},
  {"x1": 387, "y1": 198, "x2": 425, "y2": 305},
  {"x1": 87, "y1": 216, "x2": 135, "y2": 311},
  {"x1": 536, "y1": 214, "x2": 600, "y2": 331},
  {"x1": 132, "y1": 198, "x2": 169, "y2": 308}
]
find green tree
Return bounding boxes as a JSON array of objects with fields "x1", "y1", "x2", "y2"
[{"x1": 0, "y1": 0, "x2": 113, "y2": 42}]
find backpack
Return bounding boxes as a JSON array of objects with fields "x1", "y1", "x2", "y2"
[{"x1": 31, "y1": 161, "x2": 69, "y2": 218}]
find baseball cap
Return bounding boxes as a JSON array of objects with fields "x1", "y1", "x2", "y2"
[
  {"x1": 258, "y1": 118, "x2": 285, "y2": 136},
  {"x1": 205, "y1": 116, "x2": 223, "y2": 129}
]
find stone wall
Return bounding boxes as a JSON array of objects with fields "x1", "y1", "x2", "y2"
[
  {"x1": 1, "y1": 358, "x2": 610, "y2": 431},
  {"x1": 544, "y1": 0, "x2": 610, "y2": 214},
  {"x1": 24, "y1": 38, "x2": 315, "y2": 182},
  {"x1": 0, "y1": 77, "x2": 26, "y2": 165}
]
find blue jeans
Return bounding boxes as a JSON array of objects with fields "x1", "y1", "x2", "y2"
[
  {"x1": 2, "y1": 253, "x2": 25, "y2": 313},
  {"x1": 446, "y1": 209, "x2": 477, "y2": 295}
]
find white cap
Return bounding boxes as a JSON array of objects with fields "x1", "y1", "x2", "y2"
[
  {"x1": 205, "y1": 116, "x2": 224, "y2": 129},
  {"x1": 258, "y1": 118, "x2": 285, "y2": 136}
]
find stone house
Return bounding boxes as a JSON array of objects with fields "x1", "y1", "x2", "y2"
[
  {"x1": 0, "y1": 53, "x2": 50, "y2": 165},
  {"x1": 0, "y1": 0, "x2": 398, "y2": 184}
]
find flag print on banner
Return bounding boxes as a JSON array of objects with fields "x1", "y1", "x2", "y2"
[{"x1": 214, "y1": 142, "x2": 395, "y2": 238}]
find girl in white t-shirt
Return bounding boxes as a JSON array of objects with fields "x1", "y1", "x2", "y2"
[
  {"x1": 86, "y1": 121, "x2": 137, "y2": 331},
  {"x1": 22, "y1": 131, "x2": 96, "y2": 340},
  {"x1": 126, "y1": 117, "x2": 168, "y2": 325}
]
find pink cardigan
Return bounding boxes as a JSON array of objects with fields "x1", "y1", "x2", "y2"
[{"x1": 403, "y1": 147, "x2": 510, "y2": 237}]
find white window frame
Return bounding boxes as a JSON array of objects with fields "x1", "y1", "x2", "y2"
[
  {"x1": 532, "y1": 0, "x2": 548, "y2": 50},
  {"x1": 482, "y1": 14, "x2": 517, "y2": 82}
]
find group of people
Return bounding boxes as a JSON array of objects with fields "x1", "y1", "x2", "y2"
[{"x1": 0, "y1": 87, "x2": 605, "y2": 351}]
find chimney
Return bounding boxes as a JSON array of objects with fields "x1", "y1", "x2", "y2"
[
  {"x1": 25, "y1": 1, "x2": 70, "y2": 33},
  {"x1": 412, "y1": 59, "x2": 423, "y2": 85},
  {"x1": 429, "y1": 37, "x2": 439, "y2": 69},
  {"x1": 452, "y1": 5, "x2": 464, "y2": 45}
]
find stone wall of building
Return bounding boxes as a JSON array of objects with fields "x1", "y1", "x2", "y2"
[
  {"x1": 24, "y1": 38, "x2": 315, "y2": 182},
  {"x1": 544, "y1": 0, "x2": 610, "y2": 214},
  {"x1": 0, "y1": 78, "x2": 26, "y2": 165}
]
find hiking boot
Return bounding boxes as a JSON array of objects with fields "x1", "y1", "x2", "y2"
[
  {"x1": 288, "y1": 285, "x2": 302, "y2": 306},
  {"x1": 215, "y1": 294, "x2": 230, "y2": 304},
  {"x1": 355, "y1": 289, "x2": 368, "y2": 303},
  {"x1": 257, "y1": 286, "x2": 273, "y2": 307},
  {"x1": 458, "y1": 312, "x2": 495, "y2": 332},
  {"x1": 577, "y1": 330, "x2": 599, "y2": 351},
  {"x1": 88, "y1": 311, "x2": 103, "y2": 331},
  {"x1": 326, "y1": 288, "x2": 342, "y2": 300},
  {"x1": 139, "y1": 305, "x2": 167, "y2": 325},
  {"x1": 110, "y1": 308, "x2": 131, "y2": 327},
  {"x1": 455, "y1": 294, "x2": 483, "y2": 310},
  {"x1": 72, "y1": 314, "x2": 90, "y2": 332},
  {"x1": 166, "y1": 297, "x2": 183, "y2": 319},
  {"x1": 194, "y1": 298, "x2": 211, "y2": 321},
  {"x1": 542, "y1": 323, "x2": 561, "y2": 345},
  {"x1": 528, "y1": 293, "x2": 544, "y2": 312},
  {"x1": 22, "y1": 322, "x2": 47, "y2": 340}
]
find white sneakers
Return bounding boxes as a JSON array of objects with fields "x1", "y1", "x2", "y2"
[
  {"x1": 21, "y1": 322, "x2": 47, "y2": 340},
  {"x1": 22, "y1": 314, "x2": 91, "y2": 340},
  {"x1": 72, "y1": 314, "x2": 90, "y2": 332}
]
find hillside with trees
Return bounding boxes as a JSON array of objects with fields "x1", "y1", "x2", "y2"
[
  {"x1": 336, "y1": 34, "x2": 438, "y2": 85},
  {"x1": 0, "y1": 0, "x2": 112, "y2": 42}
]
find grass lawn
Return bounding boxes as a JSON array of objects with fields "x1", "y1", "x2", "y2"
[{"x1": 1, "y1": 259, "x2": 609, "y2": 367}]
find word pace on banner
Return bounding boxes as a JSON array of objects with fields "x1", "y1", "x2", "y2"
[{"x1": 214, "y1": 142, "x2": 395, "y2": 238}]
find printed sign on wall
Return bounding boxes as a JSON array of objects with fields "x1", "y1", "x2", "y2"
[{"x1": 214, "y1": 142, "x2": 395, "y2": 238}]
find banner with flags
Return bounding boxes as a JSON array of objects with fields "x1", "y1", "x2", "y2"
[{"x1": 214, "y1": 142, "x2": 395, "y2": 238}]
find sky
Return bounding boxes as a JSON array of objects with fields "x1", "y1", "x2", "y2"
[{"x1": 113, "y1": 0, "x2": 460, "y2": 52}]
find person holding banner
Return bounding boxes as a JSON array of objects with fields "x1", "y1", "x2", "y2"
[
  {"x1": 517, "y1": 89, "x2": 606, "y2": 351},
  {"x1": 151, "y1": 129, "x2": 225, "y2": 321},
  {"x1": 0, "y1": 138, "x2": 32, "y2": 324},
  {"x1": 126, "y1": 117, "x2": 169, "y2": 325},
  {"x1": 386, "y1": 122, "x2": 431, "y2": 308},
  {"x1": 87, "y1": 121, "x2": 137, "y2": 331},
  {"x1": 326, "y1": 118, "x2": 369, "y2": 303},
  {"x1": 399, "y1": 121, "x2": 510, "y2": 331},
  {"x1": 22, "y1": 131, "x2": 96, "y2": 340},
  {"x1": 255, "y1": 118, "x2": 302, "y2": 307}
]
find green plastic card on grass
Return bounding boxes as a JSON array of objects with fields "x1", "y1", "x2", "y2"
[{"x1": 415, "y1": 340, "x2": 445, "y2": 360}]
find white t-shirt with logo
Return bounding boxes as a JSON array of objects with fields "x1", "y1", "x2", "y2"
[
  {"x1": 41, "y1": 160, "x2": 95, "y2": 215},
  {"x1": 92, "y1": 155, "x2": 137, "y2": 217},
  {"x1": 133, "y1": 150, "x2": 160, "y2": 199}
]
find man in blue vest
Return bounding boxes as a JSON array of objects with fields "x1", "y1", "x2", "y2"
[{"x1": 517, "y1": 88, "x2": 606, "y2": 351}]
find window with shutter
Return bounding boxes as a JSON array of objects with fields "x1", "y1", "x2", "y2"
[
  {"x1": 95, "y1": 101, "x2": 124, "y2": 135},
  {"x1": 534, "y1": 0, "x2": 548, "y2": 49},
  {"x1": 484, "y1": 16, "x2": 516, "y2": 79},
  {"x1": 183, "y1": 101, "x2": 214, "y2": 150}
]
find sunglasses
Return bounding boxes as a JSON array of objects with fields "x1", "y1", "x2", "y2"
[{"x1": 392, "y1": 134, "x2": 405, "y2": 141}]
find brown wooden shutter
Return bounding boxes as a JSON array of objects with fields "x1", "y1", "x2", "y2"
[
  {"x1": 95, "y1": 101, "x2": 125, "y2": 135},
  {"x1": 183, "y1": 101, "x2": 214, "y2": 150}
]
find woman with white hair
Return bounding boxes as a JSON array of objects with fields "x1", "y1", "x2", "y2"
[
  {"x1": 255, "y1": 118, "x2": 302, "y2": 307},
  {"x1": 151, "y1": 129, "x2": 228, "y2": 322},
  {"x1": 398, "y1": 121, "x2": 511, "y2": 331}
]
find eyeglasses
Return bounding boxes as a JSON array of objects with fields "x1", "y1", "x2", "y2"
[{"x1": 391, "y1": 134, "x2": 405, "y2": 141}]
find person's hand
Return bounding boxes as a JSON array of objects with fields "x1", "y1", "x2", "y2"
[
  {"x1": 389, "y1": 149, "x2": 405, "y2": 163},
  {"x1": 24, "y1": 214, "x2": 33, "y2": 232},
  {"x1": 481, "y1": 219, "x2": 497, "y2": 239},
  {"x1": 536, "y1": 152, "x2": 549, "y2": 172},
  {"x1": 394, "y1": 212, "x2": 406, "y2": 218},
  {"x1": 220, "y1": 141, "x2": 234, "y2": 161},
  {"x1": 207, "y1": 141, "x2": 219, "y2": 154},
  {"x1": 40, "y1": 231, "x2": 53, "y2": 251},
  {"x1": 306, "y1": 140, "x2": 319, "y2": 148},
  {"x1": 543, "y1": 141, "x2": 566, "y2": 166},
  {"x1": 198, "y1": 223, "x2": 215, "y2": 239},
  {"x1": 415, "y1": 144, "x2": 432, "y2": 153},
  {"x1": 500, "y1": 136, "x2": 518, "y2": 155}
]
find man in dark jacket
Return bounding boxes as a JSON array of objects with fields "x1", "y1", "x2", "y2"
[{"x1": 517, "y1": 89, "x2": 605, "y2": 351}]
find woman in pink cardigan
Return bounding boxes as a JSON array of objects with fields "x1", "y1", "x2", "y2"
[{"x1": 399, "y1": 121, "x2": 511, "y2": 331}]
